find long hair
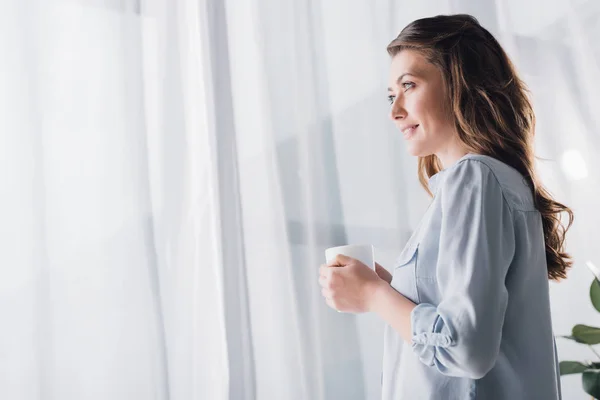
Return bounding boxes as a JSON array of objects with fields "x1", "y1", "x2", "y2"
[{"x1": 387, "y1": 14, "x2": 573, "y2": 281}]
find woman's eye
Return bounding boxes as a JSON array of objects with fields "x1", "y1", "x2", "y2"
[{"x1": 388, "y1": 83, "x2": 414, "y2": 104}]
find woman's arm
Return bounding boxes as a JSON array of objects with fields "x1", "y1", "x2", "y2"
[
  {"x1": 371, "y1": 263, "x2": 415, "y2": 340},
  {"x1": 370, "y1": 280, "x2": 416, "y2": 342}
]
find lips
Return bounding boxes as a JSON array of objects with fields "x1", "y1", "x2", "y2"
[{"x1": 402, "y1": 124, "x2": 419, "y2": 139}]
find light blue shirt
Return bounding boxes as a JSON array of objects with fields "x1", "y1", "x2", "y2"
[{"x1": 382, "y1": 154, "x2": 561, "y2": 400}]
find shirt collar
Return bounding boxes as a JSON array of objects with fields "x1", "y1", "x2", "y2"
[{"x1": 427, "y1": 153, "x2": 476, "y2": 194}]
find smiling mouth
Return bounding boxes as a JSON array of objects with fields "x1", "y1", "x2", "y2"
[{"x1": 402, "y1": 124, "x2": 419, "y2": 139}]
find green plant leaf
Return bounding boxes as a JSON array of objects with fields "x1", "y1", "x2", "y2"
[
  {"x1": 583, "y1": 369, "x2": 600, "y2": 398},
  {"x1": 572, "y1": 325, "x2": 600, "y2": 345},
  {"x1": 560, "y1": 361, "x2": 589, "y2": 375},
  {"x1": 558, "y1": 335, "x2": 586, "y2": 343},
  {"x1": 591, "y1": 279, "x2": 600, "y2": 313}
]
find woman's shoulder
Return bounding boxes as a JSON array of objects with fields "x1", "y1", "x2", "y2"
[{"x1": 445, "y1": 154, "x2": 536, "y2": 212}]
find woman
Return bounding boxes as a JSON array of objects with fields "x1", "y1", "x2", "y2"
[{"x1": 318, "y1": 14, "x2": 573, "y2": 399}]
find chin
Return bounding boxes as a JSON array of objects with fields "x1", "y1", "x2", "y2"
[
  {"x1": 407, "y1": 142, "x2": 433, "y2": 158},
  {"x1": 406, "y1": 145, "x2": 424, "y2": 157}
]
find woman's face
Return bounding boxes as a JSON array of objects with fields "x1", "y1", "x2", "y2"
[{"x1": 387, "y1": 49, "x2": 458, "y2": 159}]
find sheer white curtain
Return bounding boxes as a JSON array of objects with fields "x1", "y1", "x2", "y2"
[
  {"x1": 2, "y1": 0, "x2": 599, "y2": 399},
  {"x1": 0, "y1": 0, "x2": 200, "y2": 398}
]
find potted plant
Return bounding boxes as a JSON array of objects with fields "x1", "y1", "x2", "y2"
[{"x1": 559, "y1": 262, "x2": 600, "y2": 399}]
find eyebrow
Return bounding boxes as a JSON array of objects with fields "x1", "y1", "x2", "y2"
[{"x1": 387, "y1": 72, "x2": 420, "y2": 92}]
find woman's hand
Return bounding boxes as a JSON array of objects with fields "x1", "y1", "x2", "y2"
[
  {"x1": 318, "y1": 254, "x2": 385, "y2": 313},
  {"x1": 375, "y1": 262, "x2": 393, "y2": 284}
]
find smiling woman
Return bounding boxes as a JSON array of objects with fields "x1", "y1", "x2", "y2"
[{"x1": 318, "y1": 13, "x2": 574, "y2": 400}]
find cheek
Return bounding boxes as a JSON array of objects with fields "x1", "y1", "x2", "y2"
[
  {"x1": 407, "y1": 95, "x2": 426, "y2": 117},
  {"x1": 430, "y1": 93, "x2": 454, "y2": 125},
  {"x1": 421, "y1": 101, "x2": 452, "y2": 133},
  {"x1": 408, "y1": 94, "x2": 436, "y2": 124}
]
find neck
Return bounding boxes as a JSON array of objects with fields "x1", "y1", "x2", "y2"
[{"x1": 436, "y1": 147, "x2": 471, "y2": 169}]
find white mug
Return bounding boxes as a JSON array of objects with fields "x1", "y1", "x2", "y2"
[{"x1": 325, "y1": 244, "x2": 375, "y2": 270}]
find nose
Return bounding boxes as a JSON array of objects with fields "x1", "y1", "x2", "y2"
[{"x1": 388, "y1": 98, "x2": 406, "y2": 122}]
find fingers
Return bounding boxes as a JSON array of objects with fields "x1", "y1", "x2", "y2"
[
  {"x1": 326, "y1": 259, "x2": 338, "y2": 267},
  {"x1": 335, "y1": 253, "x2": 351, "y2": 264},
  {"x1": 327, "y1": 254, "x2": 352, "y2": 267},
  {"x1": 320, "y1": 264, "x2": 338, "y2": 281},
  {"x1": 320, "y1": 282, "x2": 336, "y2": 306},
  {"x1": 318, "y1": 275, "x2": 327, "y2": 286},
  {"x1": 319, "y1": 272, "x2": 334, "y2": 291},
  {"x1": 319, "y1": 262, "x2": 343, "y2": 312},
  {"x1": 319, "y1": 265, "x2": 338, "y2": 287},
  {"x1": 319, "y1": 264, "x2": 328, "y2": 277},
  {"x1": 325, "y1": 297, "x2": 335, "y2": 309},
  {"x1": 325, "y1": 297, "x2": 342, "y2": 313},
  {"x1": 319, "y1": 274, "x2": 333, "y2": 301}
]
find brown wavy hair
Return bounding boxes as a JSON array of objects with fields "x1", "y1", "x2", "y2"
[{"x1": 387, "y1": 14, "x2": 573, "y2": 281}]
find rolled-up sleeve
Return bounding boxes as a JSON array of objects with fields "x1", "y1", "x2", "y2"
[{"x1": 410, "y1": 160, "x2": 516, "y2": 379}]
